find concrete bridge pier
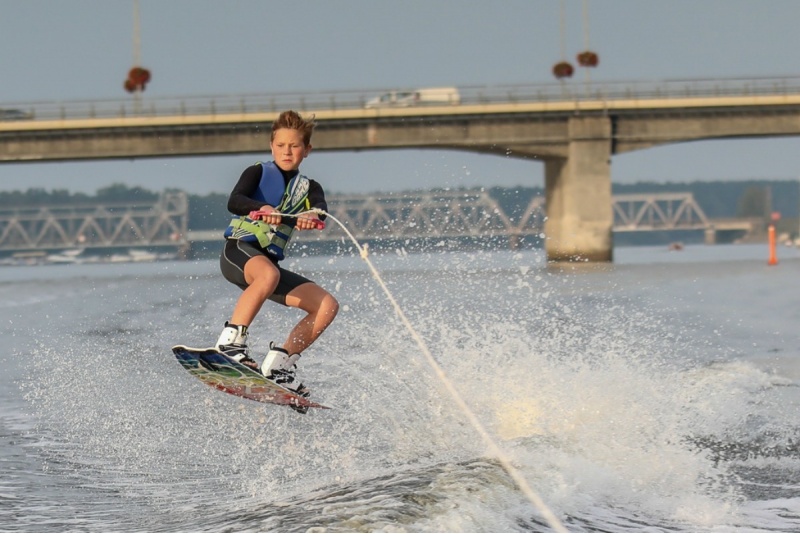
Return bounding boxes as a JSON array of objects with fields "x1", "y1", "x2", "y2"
[
  {"x1": 705, "y1": 227, "x2": 717, "y2": 245},
  {"x1": 544, "y1": 115, "x2": 614, "y2": 262}
]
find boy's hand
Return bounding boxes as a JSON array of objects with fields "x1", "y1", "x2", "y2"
[
  {"x1": 249, "y1": 209, "x2": 325, "y2": 230},
  {"x1": 250, "y1": 207, "x2": 282, "y2": 225},
  {"x1": 296, "y1": 214, "x2": 325, "y2": 231}
]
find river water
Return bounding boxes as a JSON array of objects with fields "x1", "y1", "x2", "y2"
[{"x1": 1, "y1": 242, "x2": 800, "y2": 532}]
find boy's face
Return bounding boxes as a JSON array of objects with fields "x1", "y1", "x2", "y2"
[{"x1": 270, "y1": 128, "x2": 310, "y2": 171}]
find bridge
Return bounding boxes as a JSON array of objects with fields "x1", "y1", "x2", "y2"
[
  {"x1": 0, "y1": 192, "x2": 188, "y2": 255},
  {"x1": 2, "y1": 75, "x2": 796, "y2": 261},
  {"x1": 0, "y1": 190, "x2": 749, "y2": 257},
  {"x1": 194, "y1": 191, "x2": 752, "y2": 249}
]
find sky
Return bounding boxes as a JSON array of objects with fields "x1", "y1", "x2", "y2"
[{"x1": 1, "y1": 0, "x2": 800, "y2": 196}]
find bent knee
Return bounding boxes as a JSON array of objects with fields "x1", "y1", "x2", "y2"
[{"x1": 322, "y1": 294, "x2": 340, "y2": 318}]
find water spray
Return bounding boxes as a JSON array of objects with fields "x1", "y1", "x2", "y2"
[{"x1": 253, "y1": 208, "x2": 567, "y2": 532}]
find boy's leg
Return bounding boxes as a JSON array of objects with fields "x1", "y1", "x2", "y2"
[
  {"x1": 216, "y1": 255, "x2": 280, "y2": 370},
  {"x1": 229, "y1": 255, "x2": 281, "y2": 326},
  {"x1": 260, "y1": 282, "x2": 338, "y2": 394},
  {"x1": 281, "y1": 282, "x2": 339, "y2": 356}
]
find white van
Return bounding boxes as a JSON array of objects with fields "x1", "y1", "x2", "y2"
[{"x1": 365, "y1": 87, "x2": 460, "y2": 108}]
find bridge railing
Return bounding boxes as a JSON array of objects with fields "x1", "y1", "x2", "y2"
[
  {"x1": 465, "y1": 76, "x2": 800, "y2": 105},
  {"x1": 3, "y1": 75, "x2": 800, "y2": 122}
]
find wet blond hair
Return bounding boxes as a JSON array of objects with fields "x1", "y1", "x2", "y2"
[{"x1": 271, "y1": 110, "x2": 316, "y2": 146}]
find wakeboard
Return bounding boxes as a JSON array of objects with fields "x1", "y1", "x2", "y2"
[{"x1": 171, "y1": 345, "x2": 328, "y2": 411}]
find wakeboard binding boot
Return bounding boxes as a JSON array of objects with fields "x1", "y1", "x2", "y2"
[
  {"x1": 215, "y1": 322, "x2": 259, "y2": 371},
  {"x1": 261, "y1": 343, "x2": 310, "y2": 413}
]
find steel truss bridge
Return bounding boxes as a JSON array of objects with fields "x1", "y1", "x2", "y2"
[
  {"x1": 316, "y1": 190, "x2": 546, "y2": 242},
  {"x1": 199, "y1": 191, "x2": 750, "y2": 249},
  {"x1": 0, "y1": 192, "x2": 188, "y2": 253},
  {"x1": 302, "y1": 191, "x2": 751, "y2": 246},
  {"x1": 0, "y1": 191, "x2": 752, "y2": 255},
  {"x1": 610, "y1": 193, "x2": 755, "y2": 238}
]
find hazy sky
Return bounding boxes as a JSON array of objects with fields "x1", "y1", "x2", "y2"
[{"x1": 1, "y1": 0, "x2": 799, "y2": 195}]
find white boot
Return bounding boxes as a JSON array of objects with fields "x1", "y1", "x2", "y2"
[
  {"x1": 215, "y1": 322, "x2": 258, "y2": 370},
  {"x1": 261, "y1": 343, "x2": 307, "y2": 395}
]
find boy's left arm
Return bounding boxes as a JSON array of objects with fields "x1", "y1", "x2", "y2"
[
  {"x1": 295, "y1": 180, "x2": 327, "y2": 231},
  {"x1": 307, "y1": 180, "x2": 328, "y2": 220}
]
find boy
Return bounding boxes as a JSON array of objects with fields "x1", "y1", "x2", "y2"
[{"x1": 216, "y1": 110, "x2": 339, "y2": 396}]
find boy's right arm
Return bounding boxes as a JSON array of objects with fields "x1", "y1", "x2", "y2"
[{"x1": 227, "y1": 165, "x2": 265, "y2": 215}]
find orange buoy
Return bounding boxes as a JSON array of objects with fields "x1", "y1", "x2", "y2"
[{"x1": 768, "y1": 224, "x2": 778, "y2": 266}]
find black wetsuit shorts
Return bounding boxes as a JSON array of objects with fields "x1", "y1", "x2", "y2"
[{"x1": 219, "y1": 239, "x2": 313, "y2": 306}]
